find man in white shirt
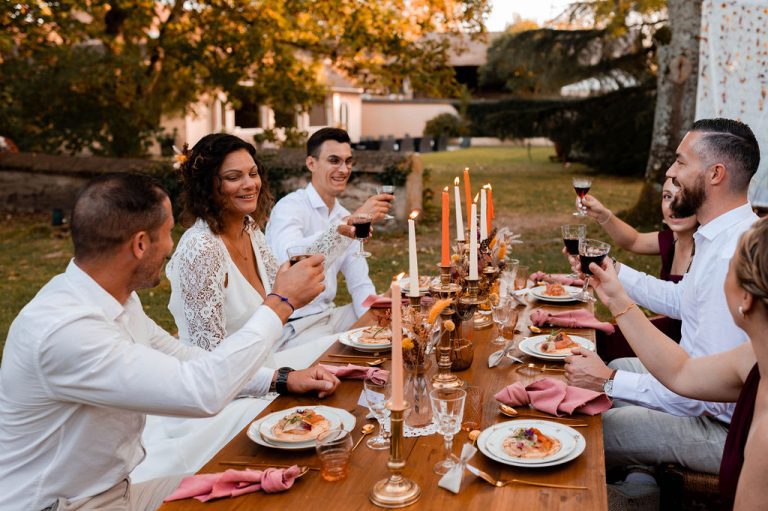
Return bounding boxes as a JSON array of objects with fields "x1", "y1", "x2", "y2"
[
  {"x1": 0, "y1": 173, "x2": 339, "y2": 511},
  {"x1": 564, "y1": 118, "x2": 760, "y2": 479},
  {"x1": 266, "y1": 127, "x2": 393, "y2": 350}
]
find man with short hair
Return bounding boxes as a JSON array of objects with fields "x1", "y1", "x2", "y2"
[
  {"x1": 565, "y1": 118, "x2": 760, "y2": 488},
  {"x1": 0, "y1": 173, "x2": 338, "y2": 511},
  {"x1": 266, "y1": 127, "x2": 393, "y2": 350}
]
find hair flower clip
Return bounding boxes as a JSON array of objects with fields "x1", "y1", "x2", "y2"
[{"x1": 172, "y1": 144, "x2": 189, "y2": 170}]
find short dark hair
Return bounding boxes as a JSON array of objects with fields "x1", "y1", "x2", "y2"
[
  {"x1": 177, "y1": 133, "x2": 273, "y2": 233},
  {"x1": 306, "y1": 127, "x2": 351, "y2": 158},
  {"x1": 71, "y1": 173, "x2": 169, "y2": 261},
  {"x1": 690, "y1": 118, "x2": 760, "y2": 192}
]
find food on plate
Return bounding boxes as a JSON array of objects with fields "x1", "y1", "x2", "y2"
[
  {"x1": 538, "y1": 332, "x2": 579, "y2": 354},
  {"x1": 357, "y1": 326, "x2": 392, "y2": 345},
  {"x1": 542, "y1": 283, "x2": 567, "y2": 297},
  {"x1": 270, "y1": 409, "x2": 330, "y2": 442},
  {"x1": 502, "y1": 427, "x2": 561, "y2": 459}
]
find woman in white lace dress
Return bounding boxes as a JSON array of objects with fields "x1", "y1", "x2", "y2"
[{"x1": 133, "y1": 133, "x2": 352, "y2": 482}]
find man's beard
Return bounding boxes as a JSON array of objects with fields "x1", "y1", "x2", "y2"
[{"x1": 670, "y1": 175, "x2": 706, "y2": 218}]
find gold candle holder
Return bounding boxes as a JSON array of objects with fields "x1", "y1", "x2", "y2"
[
  {"x1": 370, "y1": 402, "x2": 421, "y2": 508},
  {"x1": 431, "y1": 272, "x2": 463, "y2": 389},
  {"x1": 407, "y1": 294, "x2": 421, "y2": 310}
]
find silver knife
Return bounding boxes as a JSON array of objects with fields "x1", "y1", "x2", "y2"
[{"x1": 488, "y1": 340, "x2": 524, "y2": 368}]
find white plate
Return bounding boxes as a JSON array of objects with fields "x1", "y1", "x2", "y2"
[
  {"x1": 479, "y1": 420, "x2": 577, "y2": 464},
  {"x1": 529, "y1": 285, "x2": 581, "y2": 302},
  {"x1": 259, "y1": 406, "x2": 344, "y2": 444},
  {"x1": 478, "y1": 420, "x2": 586, "y2": 468},
  {"x1": 339, "y1": 327, "x2": 392, "y2": 353},
  {"x1": 397, "y1": 276, "x2": 436, "y2": 295},
  {"x1": 519, "y1": 334, "x2": 594, "y2": 361},
  {"x1": 247, "y1": 406, "x2": 356, "y2": 450}
]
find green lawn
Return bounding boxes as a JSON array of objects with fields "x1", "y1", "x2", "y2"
[{"x1": 1, "y1": 146, "x2": 661, "y2": 357}]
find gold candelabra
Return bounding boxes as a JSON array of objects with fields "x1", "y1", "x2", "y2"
[
  {"x1": 369, "y1": 403, "x2": 421, "y2": 508},
  {"x1": 431, "y1": 264, "x2": 463, "y2": 389}
]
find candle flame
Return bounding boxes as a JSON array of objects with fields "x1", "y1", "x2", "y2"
[
  {"x1": 488, "y1": 183, "x2": 492, "y2": 190},
  {"x1": 473, "y1": 193, "x2": 479, "y2": 203},
  {"x1": 393, "y1": 272, "x2": 406, "y2": 281},
  {"x1": 454, "y1": 177, "x2": 459, "y2": 186},
  {"x1": 464, "y1": 167, "x2": 469, "y2": 172},
  {"x1": 483, "y1": 183, "x2": 491, "y2": 190},
  {"x1": 443, "y1": 186, "x2": 449, "y2": 192},
  {"x1": 409, "y1": 210, "x2": 420, "y2": 220}
]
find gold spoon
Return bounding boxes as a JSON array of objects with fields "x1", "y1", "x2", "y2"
[
  {"x1": 498, "y1": 404, "x2": 588, "y2": 426},
  {"x1": 351, "y1": 424, "x2": 376, "y2": 451}
]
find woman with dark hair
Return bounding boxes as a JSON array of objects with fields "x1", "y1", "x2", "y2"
[
  {"x1": 586, "y1": 217, "x2": 768, "y2": 509},
  {"x1": 167, "y1": 133, "x2": 353, "y2": 352},
  {"x1": 134, "y1": 133, "x2": 353, "y2": 483},
  {"x1": 581, "y1": 179, "x2": 698, "y2": 360}
]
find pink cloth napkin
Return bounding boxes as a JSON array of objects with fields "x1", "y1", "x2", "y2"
[
  {"x1": 494, "y1": 378, "x2": 612, "y2": 416},
  {"x1": 320, "y1": 363, "x2": 389, "y2": 385},
  {"x1": 530, "y1": 308, "x2": 615, "y2": 334},
  {"x1": 164, "y1": 466, "x2": 300, "y2": 503},
  {"x1": 361, "y1": 294, "x2": 408, "y2": 309},
  {"x1": 530, "y1": 271, "x2": 585, "y2": 287}
]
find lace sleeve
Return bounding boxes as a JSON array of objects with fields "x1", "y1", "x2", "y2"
[
  {"x1": 308, "y1": 222, "x2": 352, "y2": 266},
  {"x1": 174, "y1": 230, "x2": 228, "y2": 351}
]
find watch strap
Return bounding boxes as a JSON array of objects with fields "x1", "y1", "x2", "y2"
[{"x1": 275, "y1": 367, "x2": 295, "y2": 395}]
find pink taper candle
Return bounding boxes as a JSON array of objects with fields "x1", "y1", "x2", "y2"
[
  {"x1": 441, "y1": 187, "x2": 450, "y2": 266},
  {"x1": 390, "y1": 281, "x2": 404, "y2": 409}
]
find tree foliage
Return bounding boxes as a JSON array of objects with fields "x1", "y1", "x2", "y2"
[
  {"x1": 479, "y1": 28, "x2": 654, "y2": 96},
  {"x1": 0, "y1": 0, "x2": 489, "y2": 156}
]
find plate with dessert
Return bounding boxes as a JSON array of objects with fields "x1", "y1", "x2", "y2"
[
  {"x1": 529, "y1": 283, "x2": 580, "y2": 302},
  {"x1": 338, "y1": 326, "x2": 393, "y2": 352},
  {"x1": 477, "y1": 420, "x2": 585, "y2": 467},
  {"x1": 519, "y1": 332, "x2": 595, "y2": 360},
  {"x1": 247, "y1": 406, "x2": 355, "y2": 450}
]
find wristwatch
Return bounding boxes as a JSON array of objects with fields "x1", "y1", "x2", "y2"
[
  {"x1": 271, "y1": 367, "x2": 295, "y2": 394},
  {"x1": 602, "y1": 369, "x2": 617, "y2": 396}
]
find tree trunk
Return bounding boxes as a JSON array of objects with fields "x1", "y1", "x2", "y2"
[{"x1": 624, "y1": 0, "x2": 702, "y2": 226}]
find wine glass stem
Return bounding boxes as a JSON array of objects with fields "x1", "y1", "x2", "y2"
[
  {"x1": 443, "y1": 433, "x2": 454, "y2": 462},
  {"x1": 581, "y1": 276, "x2": 591, "y2": 296},
  {"x1": 358, "y1": 239, "x2": 365, "y2": 256}
]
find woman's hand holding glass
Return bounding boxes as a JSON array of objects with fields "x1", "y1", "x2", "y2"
[{"x1": 580, "y1": 255, "x2": 634, "y2": 315}]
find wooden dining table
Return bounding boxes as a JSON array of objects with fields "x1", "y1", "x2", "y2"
[{"x1": 159, "y1": 294, "x2": 607, "y2": 510}]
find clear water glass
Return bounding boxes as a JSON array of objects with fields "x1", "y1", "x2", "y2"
[
  {"x1": 491, "y1": 298, "x2": 511, "y2": 346},
  {"x1": 363, "y1": 377, "x2": 391, "y2": 450},
  {"x1": 430, "y1": 387, "x2": 466, "y2": 475},
  {"x1": 376, "y1": 185, "x2": 396, "y2": 220}
]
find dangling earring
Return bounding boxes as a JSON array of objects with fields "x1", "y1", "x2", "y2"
[{"x1": 738, "y1": 306, "x2": 745, "y2": 318}]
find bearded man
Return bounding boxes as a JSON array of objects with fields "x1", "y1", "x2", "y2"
[{"x1": 563, "y1": 119, "x2": 760, "y2": 498}]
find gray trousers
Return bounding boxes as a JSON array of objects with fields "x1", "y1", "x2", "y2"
[
  {"x1": 603, "y1": 358, "x2": 728, "y2": 475},
  {"x1": 47, "y1": 475, "x2": 185, "y2": 511}
]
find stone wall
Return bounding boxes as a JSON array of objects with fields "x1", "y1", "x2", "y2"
[{"x1": 0, "y1": 151, "x2": 423, "y2": 223}]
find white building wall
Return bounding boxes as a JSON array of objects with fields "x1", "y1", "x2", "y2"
[{"x1": 361, "y1": 101, "x2": 457, "y2": 138}]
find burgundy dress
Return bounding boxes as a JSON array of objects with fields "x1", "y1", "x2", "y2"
[
  {"x1": 719, "y1": 363, "x2": 760, "y2": 503},
  {"x1": 597, "y1": 229, "x2": 683, "y2": 361}
]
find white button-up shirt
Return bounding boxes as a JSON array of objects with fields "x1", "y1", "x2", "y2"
[
  {"x1": 266, "y1": 183, "x2": 376, "y2": 319},
  {"x1": 614, "y1": 203, "x2": 758, "y2": 422},
  {"x1": 0, "y1": 261, "x2": 280, "y2": 511}
]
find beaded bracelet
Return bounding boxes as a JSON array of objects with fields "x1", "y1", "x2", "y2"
[
  {"x1": 267, "y1": 292, "x2": 295, "y2": 312},
  {"x1": 613, "y1": 302, "x2": 636, "y2": 319}
]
